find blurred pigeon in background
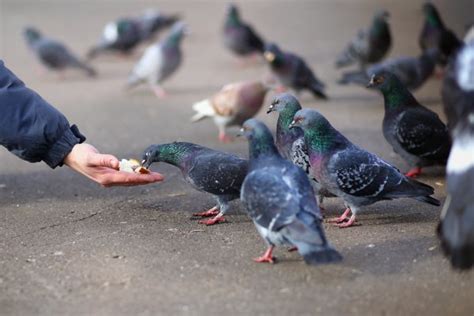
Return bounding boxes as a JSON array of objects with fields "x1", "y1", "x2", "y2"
[
  {"x1": 419, "y1": 2, "x2": 463, "y2": 66},
  {"x1": 464, "y1": 23, "x2": 474, "y2": 43},
  {"x1": 438, "y1": 42, "x2": 474, "y2": 270},
  {"x1": 367, "y1": 71, "x2": 451, "y2": 178},
  {"x1": 263, "y1": 43, "x2": 327, "y2": 99},
  {"x1": 338, "y1": 49, "x2": 439, "y2": 91},
  {"x1": 191, "y1": 80, "x2": 269, "y2": 142},
  {"x1": 23, "y1": 27, "x2": 96, "y2": 77},
  {"x1": 240, "y1": 119, "x2": 342, "y2": 264},
  {"x1": 142, "y1": 142, "x2": 248, "y2": 225},
  {"x1": 127, "y1": 22, "x2": 186, "y2": 98},
  {"x1": 290, "y1": 109, "x2": 440, "y2": 228},
  {"x1": 266, "y1": 93, "x2": 335, "y2": 207},
  {"x1": 223, "y1": 3, "x2": 265, "y2": 60},
  {"x1": 137, "y1": 9, "x2": 180, "y2": 42},
  {"x1": 335, "y1": 10, "x2": 391, "y2": 69}
]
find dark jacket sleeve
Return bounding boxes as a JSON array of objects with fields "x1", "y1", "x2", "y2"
[{"x1": 0, "y1": 61, "x2": 86, "y2": 168}]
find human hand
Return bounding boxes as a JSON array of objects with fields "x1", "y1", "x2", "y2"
[{"x1": 63, "y1": 143, "x2": 164, "y2": 187}]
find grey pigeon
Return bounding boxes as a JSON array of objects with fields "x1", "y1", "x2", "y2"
[
  {"x1": 335, "y1": 10, "x2": 391, "y2": 69},
  {"x1": 23, "y1": 27, "x2": 96, "y2": 77},
  {"x1": 240, "y1": 119, "x2": 342, "y2": 264},
  {"x1": 438, "y1": 43, "x2": 474, "y2": 270},
  {"x1": 191, "y1": 80, "x2": 269, "y2": 142},
  {"x1": 263, "y1": 43, "x2": 327, "y2": 99},
  {"x1": 290, "y1": 109, "x2": 440, "y2": 228},
  {"x1": 137, "y1": 9, "x2": 180, "y2": 42},
  {"x1": 367, "y1": 71, "x2": 451, "y2": 177},
  {"x1": 266, "y1": 93, "x2": 335, "y2": 207},
  {"x1": 419, "y1": 2, "x2": 463, "y2": 66},
  {"x1": 338, "y1": 49, "x2": 439, "y2": 91},
  {"x1": 88, "y1": 18, "x2": 142, "y2": 59},
  {"x1": 142, "y1": 142, "x2": 248, "y2": 225},
  {"x1": 223, "y1": 3, "x2": 265, "y2": 58},
  {"x1": 127, "y1": 22, "x2": 186, "y2": 98}
]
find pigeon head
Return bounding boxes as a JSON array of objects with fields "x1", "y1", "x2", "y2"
[
  {"x1": 241, "y1": 119, "x2": 279, "y2": 158},
  {"x1": 368, "y1": 71, "x2": 417, "y2": 109},
  {"x1": 367, "y1": 71, "x2": 403, "y2": 91},
  {"x1": 456, "y1": 42, "x2": 474, "y2": 91},
  {"x1": 225, "y1": 3, "x2": 240, "y2": 25},
  {"x1": 264, "y1": 43, "x2": 283, "y2": 65},
  {"x1": 289, "y1": 109, "x2": 331, "y2": 132},
  {"x1": 165, "y1": 21, "x2": 187, "y2": 45},
  {"x1": 373, "y1": 9, "x2": 390, "y2": 21},
  {"x1": 23, "y1": 27, "x2": 42, "y2": 44},
  {"x1": 371, "y1": 9, "x2": 390, "y2": 34},
  {"x1": 422, "y1": 2, "x2": 443, "y2": 27},
  {"x1": 142, "y1": 142, "x2": 193, "y2": 168},
  {"x1": 267, "y1": 93, "x2": 301, "y2": 114}
]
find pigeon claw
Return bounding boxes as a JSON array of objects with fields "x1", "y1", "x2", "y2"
[
  {"x1": 405, "y1": 167, "x2": 422, "y2": 178},
  {"x1": 336, "y1": 214, "x2": 357, "y2": 228},
  {"x1": 327, "y1": 208, "x2": 351, "y2": 224},
  {"x1": 254, "y1": 246, "x2": 276, "y2": 264},
  {"x1": 198, "y1": 215, "x2": 226, "y2": 226},
  {"x1": 193, "y1": 206, "x2": 219, "y2": 217}
]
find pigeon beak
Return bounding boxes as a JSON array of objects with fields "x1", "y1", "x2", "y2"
[
  {"x1": 236, "y1": 127, "x2": 245, "y2": 137},
  {"x1": 264, "y1": 51, "x2": 275, "y2": 62},
  {"x1": 266, "y1": 105, "x2": 274, "y2": 114},
  {"x1": 366, "y1": 76, "x2": 376, "y2": 88},
  {"x1": 141, "y1": 158, "x2": 154, "y2": 168},
  {"x1": 288, "y1": 120, "x2": 297, "y2": 129}
]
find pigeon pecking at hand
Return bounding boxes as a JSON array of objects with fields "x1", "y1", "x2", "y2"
[
  {"x1": 335, "y1": 9, "x2": 391, "y2": 70},
  {"x1": 263, "y1": 43, "x2": 327, "y2": 99},
  {"x1": 23, "y1": 27, "x2": 96, "y2": 77},
  {"x1": 240, "y1": 119, "x2": 342, "y2": 264},
  {"x1": 127, "y1": 22, "x2": 186, "y2": 98},
  {"x1": 290, "y1": 109, "x2": 440, "y2": 228},
  {"x1": 438, "y1": 42, "x2": 474, "y2": 270},
  {"x1": 142, "y1": 142, "x2": 248, "y2": 225},
  {"x1": 223, "y1": 3, "x2": 265, "y2": 59},
  {"x1": 266, "y1": 93, "x2": 336, "y2": 208},
  {"x1": 367, "y1": 71, "x2": 451, "y2": 178},
  {"x1": 338, "y1": 48, "x2": 439, "y2": 91},
  {"x1": 191, "y1": 80, "x2": 270, "y2": 143}
]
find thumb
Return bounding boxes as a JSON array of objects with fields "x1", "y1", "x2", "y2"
[{"x1": 88, "y1": 153, "x2": 120, "y2": 169}]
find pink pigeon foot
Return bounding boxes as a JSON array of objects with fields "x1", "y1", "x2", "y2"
[
  {"x1": 193, "y1": 206, "x2": 219, "y2": 217},
  {"x1": 328, "y1": 208, "x2": 351, "y2": 224},
  {"x1": 254, "y1": 246, "x2": 275, "y2": 263},
  {"x1": 152, "y1": 85, "x2": 168, "y2": 98},
  {"x1": 275, "y1": 85, "x2": 288, "y2": 93},
  {"x1": 405, "y1": 167, "x2": 422, "y2": 178},
  {"x1": 336, "y1": 214, "x2": 357, "y2": 228},
  {"x1": 218, "y1": 132, "x2": 234, "y2": 143},
  {"x1": 198, "y1": 213, "x2": 226, "y2": 225}
]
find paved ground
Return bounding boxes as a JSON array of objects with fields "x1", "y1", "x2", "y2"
[{"x1": 1, "y1": 0, "x2": 474, "y2": 315}]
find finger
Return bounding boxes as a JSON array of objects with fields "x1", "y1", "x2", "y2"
[
  {"x1": 88, "y1": 153, "x2": 120, "y2": 169},
  {"x1": 99, "y1": 171, "x2": 164, "y2": 187}
]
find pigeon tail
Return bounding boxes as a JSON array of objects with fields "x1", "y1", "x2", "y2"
[
  {"x1": 309, "y1": 83, "x2": 328, "y2": 100},
  {"x1": 302, "y1": 247, "x2": 342, "y2": 265},
  {"x1": 413, "y1": 195, "x2": 441, "y2": 206},
  {"x1": 75, "y1": 62, "x2": 97, "y2": 77},
  {"x1": 191, "y1": 99, "x2": 215, "y2": 122}
]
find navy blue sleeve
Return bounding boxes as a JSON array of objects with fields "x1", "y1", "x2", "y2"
[{"x1": 0, "y1": 61, "x2": 86, "y2": 168}]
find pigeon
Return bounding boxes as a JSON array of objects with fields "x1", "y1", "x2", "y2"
[
  {"x1": 88, "y1": 18, "x2": 142, "y2": 59},
  {"x1": 442, "y1": 42, "x2": 474, "y2": 131},
  {"x1": 127, "y1": 22, "x2": 186, "y2": 98},
  {"x1": 142, "y1": 142, "x2": 248, "y2": 225},
  {"x1": 136, "y1": 9, "x2": 180, "y2": 42},
  {"x1": 23, "y1": 27, "x2": 96, "y2": 77},
  {"x1": 338, "y1": 49, "x2": 439, "y2": 91},
  {"x1": 289, "y1": 109, "x2": 440, "y2": 228},
  {"x1": 263, "y1": 43, "x2": 327, "y2": 99},
  {"x1": 335, "y1": 10, "x2": 391, "y2": 69},
  {"x1": 266, "y1": 93, "x2": 335, "y2": 207},
  {"x1": 438, "y1": 42, "x2": 474, "y2": 270},
  {"x1": 223, "y1": 4, "x2": 265, "y2": 58},
  {"x1": 191, "y1": 81, "x2": 269, "y2": 142},
  {"x1": 240, "y1": 119, "x2": 342, "y2": 264},
  {"x1": 367, "y1": 71, "x2": 451, "y2": 177},
  {"x1": 419, "y1": 2, "x2": 463, "y2": 65}
]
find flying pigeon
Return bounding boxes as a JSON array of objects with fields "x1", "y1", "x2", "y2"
[
  {"x1": 290, "y1": 109, "x2": 440, "y2": 228},
  {"x1": 23, "y1": 27, "x2": 96, "y2": 77},
  {"x1": 335, "y1": 10, "x2": 391, "y2": 69},
  {"x1": 263, "y1": 43, "x2": 327, "y2": 99},
  {"x1": 191, "y1": 80, "x2": 269, "y2": 142},
  {"x1": 266, "y1": 93, "x2": 335, "y2": 207},
  {"x1": 223, "y1": 3, "x2": 265, "y2": 58},
  {"x1": 142, "y1": 142, "x2": 248, "y2": 225},
  {"x1": 338, "y1": 49, "x2": 439, "y2": 91},
  {"x1": 88, "y1": 18, "x2": 142, "y2": 58},
  {"x1": 137, "y1": 9, "x2": 180, "y2": 42},
  {"x1": 240, "y1": 119, "x2": 342, "y2": 264},
  {"x1": 127, "y1": 22, "x2": 186, "y2": 98},
  {"x1": 438, "y1": 42, "x2": 474, "y2": 270},
  {"x1": 367, "y1": 71, "x2": 451, "y2": 178},
  {"x1": 419, "y1": 2, "x2": 463, "y2": 65}
]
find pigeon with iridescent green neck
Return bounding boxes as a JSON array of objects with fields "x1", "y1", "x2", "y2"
[
  {"x1": 367, "y1": 71, "x2": 451, "y2": 178},
  {"x1": 290, "y1": 109, "x2": 440, "y2": 228},
  {"x1": 240, "y1": 119, "x2": 342, "y2": 264},
  {"x1": 266, "y1": 93, "x2": 335, "y2": 207},
  {"x1": 335, "y1": 9, "x2": 391, "y2": 69},
  {"x1": 127, "y1": 22, "x2": 186, "y2": 98},
  {"x1": 142, "y1": 142, "x2": 248, "y2": 225}
]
